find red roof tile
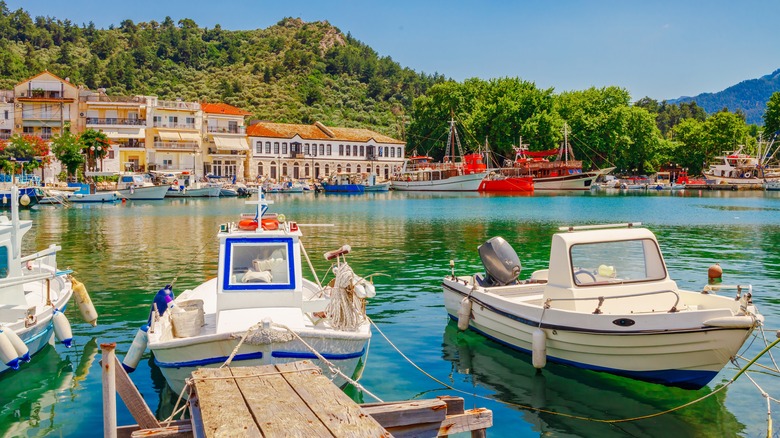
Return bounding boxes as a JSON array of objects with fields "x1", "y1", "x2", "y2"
[
  {"x1": 247, "y1": 121, "x2": 403, "y2": 144},
  {"x1": 201, "y1": 102, "x2": 252, "y2": 116}
]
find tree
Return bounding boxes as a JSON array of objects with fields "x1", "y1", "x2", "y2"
[
  {"x1": 51, "y1": 130, "x2": 85, "y2": 179},
  {"x1": 0, "y1": 135, "x2": 47, "y2": 176},
  {"x1": 764, "y1": 92, "x2": 780, "y2": 140},
  {"x1": 79, "y1": 129, "x2": 110, "y2": 172}
]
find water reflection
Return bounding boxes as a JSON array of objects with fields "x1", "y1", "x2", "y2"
[
  {"x1": 0, "y1": 338, "x2": 98, "y2": 437},
  {"x1": 441, "y1": 322, "x2": 743, "y2": 437}
]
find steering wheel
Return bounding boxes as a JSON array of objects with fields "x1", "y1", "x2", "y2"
[{"x1": 574, "y1": 269, "x2": 597, "y2": 284}]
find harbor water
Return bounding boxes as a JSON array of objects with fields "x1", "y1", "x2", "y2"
[{"x1": 2, "y1": 189, "x2": 780, "y2": 437}]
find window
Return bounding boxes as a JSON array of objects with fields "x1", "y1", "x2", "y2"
[
  {"x1": 327, "y1": 144, "x2": 332, "y2": 155},
  {"x1": 378, "y1": 147, "x2": 383, "y2": 157},
  {"x1": 397, "y1": 147, "x2": 402, "y2": 158},
  {"x1": 163, "y1": 159, "x2": 173, "y2": 168},
  {"x1": 265, "y1": 142, "x2": 271, "y2": 154},
  {"x1": 356, "y1": 165, "x2": 361, "y2": 173},
  {"x1": 353, "y1": 145, "x2": 358, "y2": 156},
  {"x1": 228, "y1": 121, "x2": 238, "y2": 133},
  {"x1": 390, "y1": 147, "x2": 395, "y2": 158},
  {"x1": 273, "y1": 142, "x2": 279, "y2": 154},
  {"x1": 339, "y1": 145, "x2": 344, "y2": 156},
  {"x1": 153, "y1": 115, "x2": 162, "y2": 126},
  {"x1": 257, "y1": 164, "x2": 263, "y2": 177},
  {"x1": 320, "y1": 144, "x2": 325, "y2": 155},
  {"x1": 304, "y1": 143, "x2": 310, "y2": 155},
  {"x1": 3, "y1": 110, "x2": 7, "y2": 120},
  {"x1": 23, "y1": 126, "x2": 34, "y2": 134},
  {"x1": 0, "y1": 245, "x2": 8, "y2": 278},
  {"x1": 256, "y1": 141, "x2": 263, "y2": 154},
  {"x1": 186, "y1": 117, "x2": 195, "y2": 127},
  {"x1": 282, "y1": 142, "x2": 288, "y2": 154},
  {"x1": 570, "y1": 239, "x2": 666, "y2": 286},
  {"x1": 346, "y1": 145, "x2": 351, "y2": 156},
  {"x1": 359, "y1": 146, "x2": 364, "y2": 156},
  {"x1": 168, "y1": 116, "x2": 178, "y2": 125},
  {"x1": 224, "y1": 238, "x2": 294, "y2": 291}
]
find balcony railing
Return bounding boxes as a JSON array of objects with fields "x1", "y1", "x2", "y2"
[
  {"x1": 153, "y1": 122, "x2": 197, "y2": 129},
  {"x1": 207, "y1": 148, "x2": 245, "y2": 156},
  {"x1": 87, "y1": 117, "x2": 146, "y2": 126},
  {"x1": 85, "y1": 95, "x2": 147, "y2": 104},
  {"x1": 156, "y1": 100, "x2": 200, "y2": 111},
  {"x1": 154, "y1": 141, "x2": 199, "y2": 151},
  {"x1": 0, "y1": 132, "x2": 11, "y2": 140},
  {"x1": 207, "y1": 126, "x2": 245, "y2": 134}
]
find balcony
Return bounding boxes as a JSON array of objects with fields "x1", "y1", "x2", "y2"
[
  {"x1": 85, "y1": 95, "x2": 147, "y2": 104},
  {"x1": 87, "y1": 117, "x2": 146, "y2": 126},
  {"x1": 207, "y1": 126, "x2": 246, "y2": 134},
  {"x1": 153, "y1": 122, "x2": 197, "y2": 130},
  {"x1": 156, "y1": 100, "x2": 200, "y2": 111},
  {"x1": 153, "y1": 141, "x2": 199, "y2": 151},
  {"x1": 207, "y1": 148, "x2": 245, "y2": 156},
  {"x1": 0, "y1": 132, "x2": 11, "y2": 140}
]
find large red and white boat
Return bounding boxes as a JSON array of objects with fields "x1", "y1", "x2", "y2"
[{"x1": 462, "y1": 153, "x2": 534, "y2": 193}]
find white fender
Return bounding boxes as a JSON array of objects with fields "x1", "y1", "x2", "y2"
[
  {"x1": 457, "y1": 297, "x2": 472, "y2": 331},
  {"x1": 53, "y1": 310, "x2": 73, "y2": 348},
  {"x1": 122, "y1": 326, "x2": 149, "y2": 373},
  {"x1": 2, "y1": 326, "x2": 29, "y2": 362},
  {"x1": 364, "y1": 282, "x2": 376, "y2": 298},
  {"x1": 354, "y1": 283, "x2": 367, "y2": 299},
  {"x1": 0, "y1": 331, "x2": 20, "y2": 370},
  {"x1": 72, "y1": 277, "x2": 98, "y2": 327},
  {"x1": 532, "y1": 328, "x2": 547, "y2": 369}
]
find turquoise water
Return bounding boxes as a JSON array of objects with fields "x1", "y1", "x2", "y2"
[{"x1": 2, "y1": 190, "x2": 780, "y2": 437}]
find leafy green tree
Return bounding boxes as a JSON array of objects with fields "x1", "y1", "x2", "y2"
[
  {"x1": 79, "y1": 129, "x2": 110, "y2": 171},
  {"x1": 763, "y1": 92, "x2": 780, "y2": 140},
  {"x1": 51, "y1": 130, "x2": 85, "y2": 179},
  {"x1": 0, "y1": 134, "x2": 47, "y2": 175}
]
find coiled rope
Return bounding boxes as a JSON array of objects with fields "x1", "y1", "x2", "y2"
[{"x1": 369, "y1": 317, "x2": 780, "y2": 424}]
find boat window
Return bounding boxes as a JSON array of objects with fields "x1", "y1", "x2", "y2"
[
  {"x1": 569, "y1": 239, "x2": 665, "y2": 286},
  {"x1": 224, "y1": 238, "x2": 294, "y2": 291},
  {"x1": 0, "y1": 245, "x2": 7, "y2": 278}
]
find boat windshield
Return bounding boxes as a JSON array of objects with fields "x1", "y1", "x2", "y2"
[
  {"x1": 224, "y1": 238, "x2": 293, "y2": 290},
  {"x1": 569, "y1": 239, "x2": 666, "y2": 286}
]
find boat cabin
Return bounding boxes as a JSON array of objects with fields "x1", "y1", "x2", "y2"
[
  {"x1": 214, "y1": 207, "x2": 307, "y2": 331},
  {"x1": 541, "y1": 225, "x2": 678, "y2": 313}
]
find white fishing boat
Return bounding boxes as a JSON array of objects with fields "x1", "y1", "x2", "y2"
[
  {"x1": 87, "y1": 172, "x2": 170, "y2": 200},
  {"x1": 0, "y1": 187, "x2": 98, "y2": 374},
  {"x1": 443, "y1": 223, "x2": 762, "y2": 389},
  {"x1": 123, "y1": 190, "x2": 375, "y2": 395},
  {"x1": 160, "y1": 172, "x2": 221, "y2": 198},
  {"x1": 391, "y1": 118, "x2": 488, "y2": 192}
]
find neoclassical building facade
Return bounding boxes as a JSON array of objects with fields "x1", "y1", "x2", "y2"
[{"x1": 247, "y1": 121, "x2": 405, "y2": 181}]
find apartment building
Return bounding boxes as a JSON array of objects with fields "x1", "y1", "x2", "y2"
[
  {"x1": 12, "y1": 71, "x2": 79, "y2": 140},
  {"x1": 201, "y1": 102, "x2": 251, "y2": 180}
]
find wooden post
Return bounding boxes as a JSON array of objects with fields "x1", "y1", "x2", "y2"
[{"x1": 102, "y1": 342, "x2": 117, "y2": 438}]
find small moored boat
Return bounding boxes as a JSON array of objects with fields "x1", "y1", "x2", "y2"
[
  {"x1": 126, "y1": 189, "x2": 375, "y2": 394},
  {"x1": 443, "y1": 223, "x2": 762, "y2": 389}
]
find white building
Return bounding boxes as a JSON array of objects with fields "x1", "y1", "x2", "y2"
[
  {"x1": 0, "y1": 91, "x2": 13, "y2": 140},
  {"x1": 201, "y1": 102, "x2": 251, "y2": 180},
  {"x1": 247, "y1": 121, "x2": 405, "y2": 181}
]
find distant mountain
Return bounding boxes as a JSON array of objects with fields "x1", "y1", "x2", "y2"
[{"x1": 669, "y1": 69, "x2": 780, "y2": 125}]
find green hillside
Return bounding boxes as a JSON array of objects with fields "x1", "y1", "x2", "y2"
[{"x1": 0, "y1": 3, "x2": 444, "y2": 138}]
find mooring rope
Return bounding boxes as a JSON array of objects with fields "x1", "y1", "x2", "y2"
[{"x1": 369, "y1": 317, "x2": 780, "y2": 425}]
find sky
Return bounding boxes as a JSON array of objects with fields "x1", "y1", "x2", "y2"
[{"x1": 8, "y1": 0, "x2": 780, "y2": 101}]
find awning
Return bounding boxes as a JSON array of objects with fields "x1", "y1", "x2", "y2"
[
  {"x1": 213, "y1": 135, "x2": 249, "y2": 151},
  {"x1": 178, "y1": 132, "x2": 201, "y2": 142},
  {"x1": 157, "y1": 131, "x2": 180, "y2": 141},
  {"x1": 102, "y1": 128, "x2": 145, "y2": 139}
]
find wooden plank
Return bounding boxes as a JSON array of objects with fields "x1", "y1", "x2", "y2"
[
  {"x1": 129, "y1": 422, "x2": 193, "y2": 438},
  {"x1": 229, "y1": 365, "x2": 334, "y2": 437},
  {"x1": 360, "y1": 399, "x2": 447, "y2": 428},
  {"x1": 276, "y1": 361, "x2": 390, "y2": 438},
  {"x1": 113, "y1": 356, "x2": 162, "y2": 430},
  {"x1": 437, "y1": 409, "x2": 493, "y2": 436},
  {"x1": 189, "y1": 394, "x2": 205, "y2": 438},
  {"x1": 436, "y1": 396, "x2": 464, "y2": 415},
  {"x1": 117, "y1": 420, "x2": 191, "y2": 438},
  {"x1": 191, "y1": 367, "x2": 261, "y2": 437}
]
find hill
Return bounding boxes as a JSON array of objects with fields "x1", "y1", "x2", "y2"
[
  {"x1": 0, "y1": 4, "x2": 445, "y2": 138},
  {"x1": 669, "y1": 69, "x2": 780, "y2": 125}
]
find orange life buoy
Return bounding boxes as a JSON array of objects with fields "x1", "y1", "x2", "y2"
[
  {"x1": 261, "y1": 218, "x2": 279, "y2": 230},
  {"x1": 173, "y1": 179, "x2": 179, "y2": 186},
  {"x1": 238, "y1": 219, "x2": 258, "y2": 230}
]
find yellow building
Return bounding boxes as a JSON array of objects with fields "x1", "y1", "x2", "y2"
[{"x1": 13, "y1": 71, "x2": 79, "y2": 140}]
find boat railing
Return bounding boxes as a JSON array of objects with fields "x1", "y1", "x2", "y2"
[
  {"x1": 701, "y1": 283, "x2": 752, "y2": 295},
  {"x1": 544, "y1": 289, "x2": 680, "y2": 314}
]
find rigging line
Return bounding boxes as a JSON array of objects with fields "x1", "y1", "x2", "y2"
[
  {"x1": 168, "y1": 238, "x2": 212, "y2": 290},
  {"x1": 370, "y1": 317, "x2": 780, "y2": 425},
  {"x1": 568, "y1": 132, "x2": 615, "y2": 168}
]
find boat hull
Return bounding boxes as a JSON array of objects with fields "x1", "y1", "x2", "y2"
[
  {"x1": 534, "y1": 170, "x2": 608, "y2": 191},
  {"x1": 117, "y1": 184, "x2": 170, "y2": 200},
  {"x1": 391, "y1": 172, "x2": 486, "y2": 191},
  {"x1": 165, "y1": 186, "x2": 222, "y2": 198},
  {"x1": 321, "y1": 183, "x2": 365, "y2": 193},
  {"x1": 364, "y1": 183, "x2": 391, "y2": 192},
  {"x1": 443, "y1": 283, "x2": 754, "y2": 389},
  {"x1": 479, "y1": 177, "x2": 534, "y2": 192},
  {"x1": 67, "y1": 192, "x2": 119, "y2": 203},
  {"x1": 150, "y1": 331, "x2": 369, "y2": 394}
]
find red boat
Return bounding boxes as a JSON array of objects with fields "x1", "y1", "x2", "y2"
[{"x1": 463, "y1": 153, "x2": 534, "y2": 192}]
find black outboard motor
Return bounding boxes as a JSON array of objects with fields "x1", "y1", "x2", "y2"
[{"x1": 478, "y1": 236, "x2": 522, "y2": 286}]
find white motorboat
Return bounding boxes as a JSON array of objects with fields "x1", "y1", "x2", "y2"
[
  {"x1": 0, "y1": 187, "x2": 98, "y2": 374},
  {"x1": 443, "y1": 223, "x2": 762, "y2": 389},
  {"x1": 125, "y1": 190, "x2": 375, "y2": 395},
  {"x1": 163, "y1": 172, "x2": 221, "y2": 198}
]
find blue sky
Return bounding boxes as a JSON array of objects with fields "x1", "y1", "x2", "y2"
[{"x1": 8, "y1": 0, "x2": 780, "y2": 101}]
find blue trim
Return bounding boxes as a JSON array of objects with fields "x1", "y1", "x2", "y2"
[
  {"x1": 271, "y1": 347, "x2": 366, "y2": 360},
  {"x1": 154, "y1": 351, "x2": 264, "y2": 369},
  {"x1": 448, "y1": 314, "x2": 716, "y2": 389},
  {"x1": 223, "y1": 237, "x2": 296, "y2": 291}
]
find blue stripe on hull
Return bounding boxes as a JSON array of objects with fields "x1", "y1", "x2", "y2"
[
  {"x1": 154, "y1": 347, "x2": 366, "y2": 369},
  {"x1": 447, "y1": 314, "x2": 716, "y2": 390}
]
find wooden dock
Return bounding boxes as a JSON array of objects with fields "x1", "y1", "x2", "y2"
[{"x1": 102, "y1": 343, "x2": 492, "y2": 438}]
